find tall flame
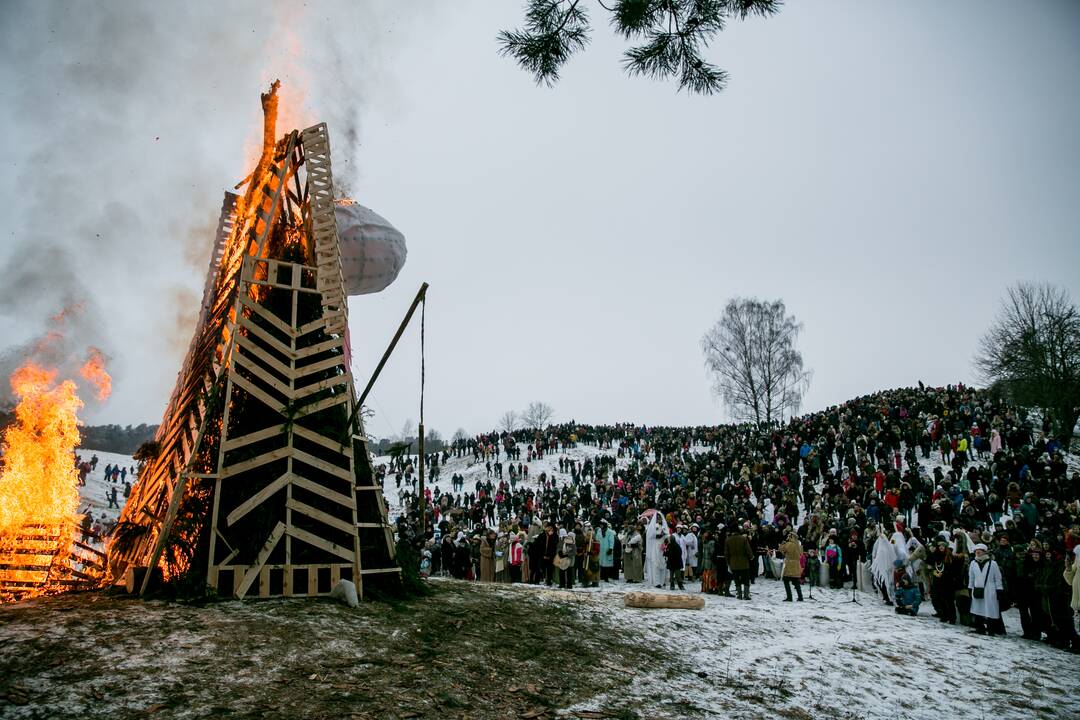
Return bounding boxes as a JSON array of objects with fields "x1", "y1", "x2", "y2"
[{"x1": 0, "y1": 364, "x2": 83, "y2": 535}]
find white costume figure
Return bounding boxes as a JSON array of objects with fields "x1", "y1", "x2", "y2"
[
  {"x1": 870, "y1": 528, "x2": 898, "y2": 603},
  {"x1": 968, "y1": 547, "x2": 1004, "y2": 620},
  {"x1": 645, "y1": 513, "x2": 668, "y2": 588},
  {"x1": 681, "y1": 529, "x2": 699, "y2": 577}
]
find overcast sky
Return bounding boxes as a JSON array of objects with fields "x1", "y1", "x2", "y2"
[{"x1": 1, "y1": 1, "x2": 1078, "y2": 440}]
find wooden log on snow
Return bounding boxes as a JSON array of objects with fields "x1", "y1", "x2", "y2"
[{"x1": 623, "y1": 592, "x2": 705, "y2": 610}]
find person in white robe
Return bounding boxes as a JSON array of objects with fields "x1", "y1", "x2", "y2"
[
  {"x1": 870, "y1": 526, "x2": 899, "y2": 604},
  {"x1": 644, "y1": 513, "x2": 668, "y2": 588}
]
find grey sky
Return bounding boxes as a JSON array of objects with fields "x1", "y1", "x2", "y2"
[{"x1": 1, "y1": 1, "x2": 1078, "y2": 440}]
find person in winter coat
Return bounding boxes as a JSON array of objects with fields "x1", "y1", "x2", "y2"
[
  {"x1": 803, "y1": 547, "x2": 822, "y2": 588},
  {"x1": 1017, "y1": 541, "x2": 1047, "y2": 639},
  {"x1": 699, "y1": 530, "x2": 717, "y2": 593},
  {"x1": 509, "y1": 532, "x2": 524, "y2": 584},
  {"x1": 557, "y1": 530, "x2": 576, "y2": 590},
  {"x1": 726, "y1": 523, "x2": 755, "y2": 600},
  {"x1": 479, "y1": 530, "x2": 497, "y2": 583},
  {"x1": 542, "y1": 523, "x2": 559, "y2": 586},
  {"x1": 622, "y1": 523, "x2": 644, "y2": 583},
  {"x1": 968, "y1": 543, "x2": 1004, "y2": 635},
  {"x1": 929, "y1": 541, "x2": 957, "y2": 624},
  {"x1": 714, "y1": 526, "x2": 733, "y2": 597},
  {"x1": 822, "y1": 539, "x2": 843, "y2": 589},
  {"x1": 777, "y1": 531, "x2": 804, "y2": 601},
  {"x1": 681, "y1": 525, "x2": 699, "y2": 581},
  {"x1": 895, "y1": 575, "x2": 922, "y2": 616},
  {"x1": 664, "y1": 532, "x2": 685, "y2": 590}
]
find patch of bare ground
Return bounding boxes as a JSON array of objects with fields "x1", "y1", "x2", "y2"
[{"x1": 0, "y1": 582, "x2": 655, "y2": 720}]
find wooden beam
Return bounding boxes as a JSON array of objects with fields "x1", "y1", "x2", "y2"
[
  {"x1": 285, "y1": 525, "x2": 354, "y2": 561},
  {"x1": 226, "y1": 472, "x2": 292, "y2": 527},
  {"x1": 286, "y1": 497, "x2": 355, "y2": 535},
  {"x1": 291, "y1": 476, "x2": 356, "y2": 509},
  {"x1": 235, "y1": 522, "x2": 285, "y2": 600}
]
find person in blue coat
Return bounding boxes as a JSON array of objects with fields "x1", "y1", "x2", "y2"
[{"x1": 895, "y1": 575, "x2": 922, "y2": 616}]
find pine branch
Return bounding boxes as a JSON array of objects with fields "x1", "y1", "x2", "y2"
[{"x1": 497, "y1": 0, "x2": 591, "y2": 87}]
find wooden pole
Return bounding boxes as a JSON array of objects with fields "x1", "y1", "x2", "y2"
[{"x1": 417, "y1": 422, "x2": 426, "y2": 539}]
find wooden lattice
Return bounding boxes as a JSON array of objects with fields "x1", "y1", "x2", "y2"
[{"x1": 109, "y1": 113, "x2": 398, "y2": 599}]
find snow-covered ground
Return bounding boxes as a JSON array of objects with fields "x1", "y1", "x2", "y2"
[
  {"x1": 445, "y1": 575, "x2": 1080, "y2": 720},
  {"x1": 74, "y1": 448, "x2": 135, "y2": 539}
]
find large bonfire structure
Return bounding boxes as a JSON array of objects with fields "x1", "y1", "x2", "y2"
[{"x1": 109, "y1": 82, "x2": 404, "y2": 600}]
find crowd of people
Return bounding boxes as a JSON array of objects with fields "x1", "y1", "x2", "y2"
[{"x1": 393, "y1": 385, "x2": 1080, "y2": 653}]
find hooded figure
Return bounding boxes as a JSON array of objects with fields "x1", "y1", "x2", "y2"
[{"x1": 645, "y1": 512, "x2": 668, "y2": 588}]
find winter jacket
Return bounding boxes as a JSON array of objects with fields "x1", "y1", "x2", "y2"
[
  {"x1": 681, "y1": 533, "x2": 699, "y2": 569},
  {"x1": 725, "y1": 532, "x2": 753, "y2": 572},
  {"x1": 779, "y1": 538, "x2": 803, "y2": 578},
  {"x1": 664, "y1": 537, "x2": 684, "y2": 570}
]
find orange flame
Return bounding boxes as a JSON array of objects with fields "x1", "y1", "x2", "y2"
[
  {"x1": 79, "y1": 347, "x2": 112, "y2": 401},
  {"x1": 0, "y1": 364, "x2": 82, "y2": 536}
]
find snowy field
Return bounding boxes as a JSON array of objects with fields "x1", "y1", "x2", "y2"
[
  {"x1": 505, "y1": 576, "x2": 1080, "y2": 720},
  {"x1": 62, "y1": 443, "x2": 1080, "y2": 719},
  {"x1": 74, "y1": 448, "x2": 136, "y2": 539}
]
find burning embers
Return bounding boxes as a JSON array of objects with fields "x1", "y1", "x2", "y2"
[{"x1": 0, "y1": 344, "x2": 112, "y2": 601}]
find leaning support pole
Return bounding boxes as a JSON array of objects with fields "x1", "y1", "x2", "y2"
[{"x1": 349, "y1": 282, "x2": 429, "y2": 431}]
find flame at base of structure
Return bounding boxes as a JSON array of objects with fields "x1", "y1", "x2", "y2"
[{"x1": 0, "y1": 360, "x2": 111, "y2": 601}]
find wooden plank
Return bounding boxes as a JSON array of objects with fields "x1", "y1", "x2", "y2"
[
  {"x1": 226, "y1": 472, "x2": 292, "y2": 526},
  {"x1": 285, "y1": 525, "x2": 354, "y2": 561},
  {"x1": 294, "y1": 374, "x2": 349, "y2": 400},
  {"x1": 295, "y1": 393, "x2": 348, "y2": 418},
  {"x1": 286, "y1": 498, "x2": 355, "y2": 535},
  {"x1": 292, "y1": 476, "x2": 355, "y2": 509},
  {"x1": 237, "y1": 334, "x2": 293, "y2": 379},
  {"x1": 308, "y1": 567, "x2": 319, "y2": 595},
  {"x1": 240, "y1": 293, "x2": 295, "y2": 337},
  {"x1": 220, "y1": 446, "x2": 290, "y2": 479},
  {"x1": 293, "y1": 424, "x2": 352, "y2": 457},
  {"x1": 331, "y1": 565, "x2": 340, "y2": 587},
  {"x1": 292, "y1": 354, "x2": 345, "y2": 377},
  {"x1": 234, "y1": 352, "x2": 293, "y2": 397},
  {"x1": 230, "y1": 373, "x2": 285, "y2": 416},
  {"x1": 296, "y1": 316, "x2": 328, "y2": 337},
  {"x1": 292, "y1": 448, "x2": 352, "y2": 482},
  {"x1": 238, "y1": 315, "x2": 294, "y2": 359},
  {"x1": 359, "y1": 567, "x2": 402, "y2": 575},
  {"x1": 294, "y1": 337, "x2": 343, "y2": 360},
  {"x1": 235, "y1": 522, "x2": 285, "y2": 600},
  {"x1": 259, "y1": 566, "x2": 270, "y2": 598},
  {"x1": 222, "y1": 424, "x2": 285, "y2": 453}
]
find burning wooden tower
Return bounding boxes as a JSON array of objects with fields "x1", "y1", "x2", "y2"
[{"x1": 109, "y1": 83, "x2": 402, "y2": 599}]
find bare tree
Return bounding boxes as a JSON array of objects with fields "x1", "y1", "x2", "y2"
[
  {"x1": 976, "y1": 282, "x2": 1080, "y2": 446},
  {"x1": 399, "y1": 419, "x2": 416, "y2": 444},
  {"x1": 452, "y1": 427, "x2": 469, "y2": 445},
  {"x1": 521, "y1": 401, "x2": 555, "y2": 429},
  {"x1": 425, "y1": 428, "x2": 444, "y2": 452},
  {"x1": 701, "y1": 298, "x2": 811, "y2": 426},
  {"x1": 498, "y1": 410, "x2": 520, "y2": 434}
]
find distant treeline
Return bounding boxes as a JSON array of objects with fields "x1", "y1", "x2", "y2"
[{"x1": 0, "y1": 410, "x2": 158, "y2": 455}]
